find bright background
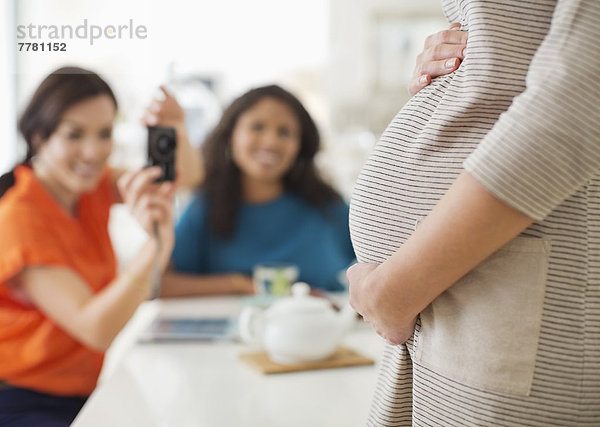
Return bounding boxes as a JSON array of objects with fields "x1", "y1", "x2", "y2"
[
  {"x1": 1, "y1": 0, "x2": 447, "y2": 377},
  {"x1": 2, "y1": 0, "x2": 445, "y2": 197},
  {"x1": 1, "y1": 0, "x2": 446, "y2": 267}
]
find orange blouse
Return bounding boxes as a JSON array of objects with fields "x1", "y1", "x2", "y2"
[{"x1": 0, "y1": 165, "x2": 116, "y2": 396}]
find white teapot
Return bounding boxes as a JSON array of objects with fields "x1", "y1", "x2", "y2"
[{"x1": 238, "y1": 282, "x2": 356, "y2": 365}]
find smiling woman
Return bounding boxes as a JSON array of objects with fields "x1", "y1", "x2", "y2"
[
  {"x1": 230, "y1": 97, "x2": 301, "y2": 203},
  {"x1": 27, "y1": 95, "x2": 115, "y2": 213},
  {"x1": 161, "y1": 85, "x2": 356, "y2": 297},
  {"x1": 0, "y1": 66, "x2": 176, "y2": 426}
]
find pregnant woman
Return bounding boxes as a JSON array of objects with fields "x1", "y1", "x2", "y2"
[{"x1": 347, "y1": 1, "x2": 600, "y2": 425}]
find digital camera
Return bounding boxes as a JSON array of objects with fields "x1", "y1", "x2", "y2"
[{"x1": 147, "y1": 126, "x2": 177, "y2": 182}]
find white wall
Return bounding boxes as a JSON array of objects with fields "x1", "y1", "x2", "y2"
[
  {"x1": 13, "y1": 0, "x2": 330, "y2": 171},
  {"x1": 327, "y1": 0, "x2": 446, "y2": 134},
  {"x1": 14, "y1": 0, "x2": 329, "y2": 116},
  {"x1": 323, "y1": 0, "x2": 446, "y2": 198}
]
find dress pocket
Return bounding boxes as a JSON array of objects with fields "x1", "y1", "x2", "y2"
[{"x1": 414, "y1": 236, "x2": 550, "y2": 396}]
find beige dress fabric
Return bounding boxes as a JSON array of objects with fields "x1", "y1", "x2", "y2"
[{"x1": 349, "y1": 0, "x2": 600, "y2": 425}]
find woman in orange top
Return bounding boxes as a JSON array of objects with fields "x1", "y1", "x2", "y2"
[{"x1": 0, "y1": 67, "x2": 180, "y2": 426}]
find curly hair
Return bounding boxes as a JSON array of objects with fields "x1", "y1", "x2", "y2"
[{"x1": 202, "y1": 84, "x2": 341, "y2": 238}]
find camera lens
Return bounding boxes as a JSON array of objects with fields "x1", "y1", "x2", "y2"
[{"x1": 157, "y1": 135, "x2": 175, "y2": 154}]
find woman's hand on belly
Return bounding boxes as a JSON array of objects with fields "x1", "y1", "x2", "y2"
[
  {"x1": 347, "y1": 262, "x2": 417, "y2": 345},
  {"x1": 349, "y1": 173, "x2": 534, "y2": 348},
  {"x1": 409, "y1": 22, "x2": 467, "y2": 96}
]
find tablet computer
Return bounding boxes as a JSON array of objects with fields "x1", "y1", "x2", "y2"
[{"x1": 139, "y1": 316, "x2": 236, "y2": 342}]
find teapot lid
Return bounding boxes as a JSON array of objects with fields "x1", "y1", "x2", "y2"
[{"x1": 268, "y1": 282, "x2": 331, "y2": 315}]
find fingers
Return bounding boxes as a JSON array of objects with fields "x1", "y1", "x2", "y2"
[
  {"x1": 409, "y1": 55, "x2": 461, "y2": 97},
  {"x1": 142, "y1": 108, "x2": 158, "y2": 127},
  {"x1": 423, "y1": 24, "x2": 467, "y2": 50},
  {"x1": 143, "y1": 101, "x2": 162, "y2": 126},
  {"x1": 119, "y1": 167, "x2": 175, "y2": 245},
  {"x1": 116, "y1": 170, "x2": 139, "y2": 206},
  {"x1": 156, "y1": 179, "x2": 176, "y2": 200},
  {"x1": 159, "y1": 86, "x2": 173, "y2": 101},
  {"x1": 409, "y1": 23, "x2": 468, "y2": 97},
  {"x1": 417, "y1": 43, "x2": 466, "y2": 69},
  {"x1": 118, "y1": 167, "x2": 162, "y2": 208},
  {"x1": 142, "y1": 86, "x2": 185, "y2": 128},
  {"x1": 118, "y1": 167, "x2": 175, "y2": 232},
  {"x1": 138, "y1": 192, "x2": 172, "y2": 221},
  {"x1": 408, "y1": 74, "x2": 431, "y2": 97},
  {"x1": 130, "y1": 183, "x2": 175, "y2": 235},
  {"x1": 154, "y1": 182, "x2": 176, "y2": 225}
]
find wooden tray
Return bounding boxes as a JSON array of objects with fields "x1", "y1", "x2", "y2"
[{"x1": 239, "y1": 346, "x2": 374, "y2": 374}]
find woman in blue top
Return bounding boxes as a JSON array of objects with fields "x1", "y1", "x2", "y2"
[{"x1": 161, "y1": 85, "x2": 355, "y2": 295}]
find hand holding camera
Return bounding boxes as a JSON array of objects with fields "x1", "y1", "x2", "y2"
[
  {"x1": 142, "y1": 86, "x2": 203, "y2": 188},
  {"x1": 117, "y1": 167, "x2": 175, "y2": 259}
]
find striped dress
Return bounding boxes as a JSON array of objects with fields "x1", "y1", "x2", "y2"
[{"x1": 349, "y1": 0, "x2": 600, "y2": 425}]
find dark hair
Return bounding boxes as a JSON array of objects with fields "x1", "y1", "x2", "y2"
[
  {"x1": 0, "y1": 66, "x2": 118, "y2": 198},
  {"x1": 203, "y1": 84, "x2": 342, "y2": 238}
]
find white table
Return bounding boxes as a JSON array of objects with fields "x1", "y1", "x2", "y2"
[{"x1": 72, "y1": 295, "x2": 385, "y2": 427}]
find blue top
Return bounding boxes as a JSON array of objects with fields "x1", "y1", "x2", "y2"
[{"x1": 172, "y1": 192, "x2": 355, "y2": 291}]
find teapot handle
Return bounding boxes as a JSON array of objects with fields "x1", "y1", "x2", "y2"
[{"x1": 238, "y1": 306, "x2": 264, "y2": 346}]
